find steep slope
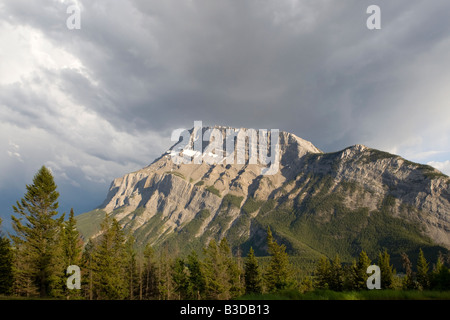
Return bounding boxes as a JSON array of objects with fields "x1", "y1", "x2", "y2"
[{"x1": 76, "y1": 127, "x2": 450, "y2": 263}]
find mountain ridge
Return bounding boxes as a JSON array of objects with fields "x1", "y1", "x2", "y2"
[{"x1": 76, "y1": 127, "x2": 450, "y2": 263}]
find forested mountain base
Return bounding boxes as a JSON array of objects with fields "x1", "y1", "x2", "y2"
[
  {"x1": 1, "y1": 166, "x2": 449, "y2": 300},
  {"x1": 2, "y1": 211, "x2": 449, "y2": 300}
]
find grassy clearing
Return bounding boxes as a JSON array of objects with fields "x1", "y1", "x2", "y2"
[
  {"x1": 0, "y1": 295, "x2": 60, "y2": 300},
  {"x1": 3, "y1": 290, "x2": 450, "y2": 301},
  {"x1": 75, "y1": 209, "x2": 107, "y2": 239},
  {"x1": 238, "y1": 289, "x2": 450, "y2": 300}
]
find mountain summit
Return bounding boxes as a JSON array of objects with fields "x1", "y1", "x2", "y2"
[{"x1": 76, "y1": 126, "x2": 450, "y2": 262}]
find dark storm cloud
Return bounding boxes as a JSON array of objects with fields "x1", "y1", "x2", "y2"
[
  {"x1": 0, "y1": 0, "x2": 360, "y2": 135},
  {"x1": 3, "y1": 0, "x2": 450, "y2": 153}
]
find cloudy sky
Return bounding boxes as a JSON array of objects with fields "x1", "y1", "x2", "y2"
[{"x1": 1, "y1": 0, "x2": 450, "y2": 231}]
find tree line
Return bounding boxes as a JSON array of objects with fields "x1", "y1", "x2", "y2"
[
  {"x1": 0, "y1": 166, "x2": 449, "y2": 299},
  {"x1": 313, "y1": 249, "x2": 450, "y2": 292},
  {"x1": 0, "y1": 166, "x2": 296, "y2": 299}
]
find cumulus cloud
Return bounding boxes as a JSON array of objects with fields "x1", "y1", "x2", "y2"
[
  {"x1": 428, "y1": 161, "x2": 450, "y2": 177},
  {"x1": 6, "y1": 141, "x2": 23, "y2": 163}
]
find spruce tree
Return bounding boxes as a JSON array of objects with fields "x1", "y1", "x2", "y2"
[
  {"x1": 142, "y1": 243, "x2": 159, "y2": 299},
  {"x1": 315, "y1": 256, "x2": 331, "y2": 289},
  {"x1": 434, "y1": 252, "x2": 445, "y2": 275},
  {"x1": 186, "y1": 251, "x2": 205, "y2": 300},
  {"x1": 329, "y1": 254, "x2": 344, "y2": 291},
  {"x1": 350, "y1": 250, "x2": 371, "y2": 290},
  {"x1": 416, "y1": 248, "x2": 430, "y2": 290},
  {"x1": 264, "y1": 227, "x2": 295, "y2": 292},
  {"x1": 219, "y1": 238, "x2": 242, "y2": 298},
  {"x1": 172, "y1": 257, "x2": 189, "y2": 299},
  {"x1": 158, "y1": 247, "x2": 174, "y2": 300},
  {"x1": 63, "y1": 209, "x2": 82, "y2": 266},
  {"x1": 136, "y1": 249, "x2": 144, "y2": 300},
  {"x1": 377, "y1": 249, "x2": 395, "y2": 289},
  {"x1": 299, "y1": 276, "x2": 314, "y2": 293},
  {"x1": 47, "y1": 223, "x2": 66, "y2": 298},
  {"x1": 244, "y1": 247, "x2": 262, "y2": 295},
  {"x1": 61, "y1": 208, "x2": 83, "y2": 299},
  {"x1": 0, "y1": 218, "x2": 13, "y2": 295},
  {"x1": 12, "y1": 244, "x2": 35, "y2": 296},
  {"x1": 91, "y1": 214, "x2": 128, "y2": 299},
  {"x1": 430, "y1": 253, "x2": 450, "y2": 290},
  {"x1": 11, "y1": 166, "x2": 64, "y2": 297},
  {"x1": 109, "y1": 218, "x2": 128, "y2": 298},
  {"x1": 203, "y1": 239, "x2": 230, "y2": 299},
  {"x1": 81, "y1": 239, "x2": 95, "y2": 300},
  {"x1": 124, "y1": 236, "x2": 139, "y2": 299},
  {"x1": 430, "y1": 253, "x2": 444, "y2": 290}
]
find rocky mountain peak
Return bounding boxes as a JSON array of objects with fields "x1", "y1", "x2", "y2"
[{"x1": 76, "y1": 127, "x2": 450, "y2": 261}]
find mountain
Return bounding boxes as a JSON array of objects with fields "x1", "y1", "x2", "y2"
[{"x1": 76, "y1": 126, "x2": 450, "y2": 265}]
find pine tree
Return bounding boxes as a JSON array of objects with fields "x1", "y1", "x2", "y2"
[
  {"x1": 315, "y1": 256, "x2": 331, "y2": 289},
  {"x1": 434, "y1": 252, "x2": 445, "y2": 275},
  {"x1": 235, "y1": 247, "x2": 244, "y2": 293},
  {"x1": 109, "y1": 218, "x2": 128, "y2": 298},
  {"x1": 416, "y1": 248, "x2": 430, "y2": 290},
  {"x1": 63, "y1": 209, "x2": 82, "y2": 266},
  {"x1": 61, "y1": 208, "x2": 83, "y2": 299},
  {"x1": 377, "y1": 249, "x2": 395, "y2": 289},
  {"x1": 430, "y1": 253, "x2": 444, "y2": 290},
  {"x1": 299, "y1": 276, "x2": 314, "y2": 293},
  {"x1": 349, "y1": 250, "x2": 371, "y2": 290},
  {"x1": 329, "y1": 254, "x2": 344, "y2": 291},
  {"x1": 0, "y1": 218, "x2": 13, "y2": 295},
  {"x1": 11, "y1": 166, "x2": 64, "y2": 297},
  {"x1": 172, "y1": 257, "x2": 189, "y2": 299},
  {"x1": 124, "y1": 236, "x2": 139, "y2": 299},
  {"x1": 81, "y1": 239, "x2": 95, "y2": 300},
  {"x1": 186, "y1": 251, "x2": 205, "y2": 300},
  {"x1": 158, "y1": 246, "x2": 174, "y2": 300},
  {"x1": 203, "y1": 239, "x2": 230, "y2": 299},
  {"x1": 219, "y1": 238, "x2": 242, "y2": 298},
  {"x1": 11, "y1": 244, "x2": 35, "y2": 296},
  {"x1": 142, "y1": 243, "x2": 159, "y2": 299},
  {"x1": 47, "y1": 223, "x2": 66, "y2": 298},
  {"x1": 244, "y1": 247, "x2": 262, "y2": 295},
  {"x1": 430, "y1": 253, "x2": 450, "y2": 290},
  {"x1": 264, "y1": 227, "x2": 295, "y2": 292},
  {"x1": 91, "y1": 214, "x2": 128, "y2": 299},
  {"x1": 135, "y1": 249, "x2": 144, "y2": 300}
]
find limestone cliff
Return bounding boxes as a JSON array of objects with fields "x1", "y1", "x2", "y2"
[{"x1": 76, "y1": 127, "x2": 450, "y2": 260}]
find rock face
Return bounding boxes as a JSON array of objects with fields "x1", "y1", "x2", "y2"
[{"x1": 76, "y1": 127, "x2": 450, "y2": 260}]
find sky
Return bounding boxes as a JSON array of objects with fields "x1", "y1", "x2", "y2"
[{"x1": 1, "y1": 0, "x2": 450, "y2": 232}]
